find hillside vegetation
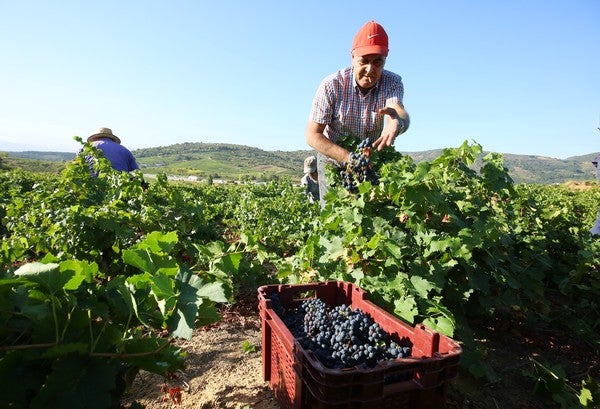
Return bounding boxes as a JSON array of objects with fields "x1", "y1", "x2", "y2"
[{"x1": 2, "y1": 143, "x2": 599, "y2": 184}]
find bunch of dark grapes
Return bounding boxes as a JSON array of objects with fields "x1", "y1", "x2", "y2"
[
  {"x1": 338, "y1": 138, "x2": 380, "y2": 194},
  {"x1": 269, "y1": 293, "x2": 285, "y2": 317},
  {"x1": 274, "y1": 296, "x2": 412, "y2": 369}
]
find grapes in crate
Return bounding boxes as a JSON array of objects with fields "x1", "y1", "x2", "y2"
[{"x1": 271, "y1": 295, "x2": 412, "y2": 369}]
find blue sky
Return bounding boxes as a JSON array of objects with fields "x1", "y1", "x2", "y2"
[{"x1": 1, "y1": 0, "x2": 599, "y2": 159}]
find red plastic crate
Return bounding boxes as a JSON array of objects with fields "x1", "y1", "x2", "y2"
[{"x1": 258, "y1": 281, "x2": 462, "y2": 409}]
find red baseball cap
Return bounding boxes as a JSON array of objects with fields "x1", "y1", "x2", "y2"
[{"x1": 351, "y1": 20, "x2": 389, "y2": 57}]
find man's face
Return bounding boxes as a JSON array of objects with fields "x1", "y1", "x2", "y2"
[{"x1": 352, "y1": 53, "x2": 386, "y2": 91}]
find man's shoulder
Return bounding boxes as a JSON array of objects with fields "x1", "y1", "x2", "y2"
[
  {"x1": 321, "y1": 67, "x2": 353, "y2": 86},
  {"x1": 381, "y1": 69, "x2": 403, "y2": 83},
  {"x1": 377, "y1": 70, "x2": 404, "y2": 93}
]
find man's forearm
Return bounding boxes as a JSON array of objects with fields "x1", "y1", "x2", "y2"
[
  {"x1": 306, "y1": 122, "x2": 351, "y2": 163},
  {"x1": 307, "y1": 133, "x2": 350, "y2": 163}
]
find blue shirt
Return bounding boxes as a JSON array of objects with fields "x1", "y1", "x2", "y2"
[{"x1": 92, "y1": 138, "x2": 140, "y2": 171}]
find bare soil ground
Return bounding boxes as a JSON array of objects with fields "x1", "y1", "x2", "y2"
[
  {"x1": 121, "y1": 306, "x2": 279, "y2": 409},
  {"x1": 121, "y1": 291, "x2": 598, "y2": 409}
]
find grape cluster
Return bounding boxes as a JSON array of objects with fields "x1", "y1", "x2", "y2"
[
  {"x1": 269, "y1": 293, "x2": 285, "y2": 317},
  {"x1": 338, "y1": 138, "x2": 380, "y2": 194},
  {"x1": 272, "y1": 295, "x2": 412, "y2": 369}
]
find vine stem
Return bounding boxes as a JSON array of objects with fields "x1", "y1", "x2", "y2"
[
  {"x1": 89, "y1": 338, "x2": 174, "y2": 358},
  {"x1": 529, "y1": 357, "x2": 579, "y2": 395},
  {"x1": 51, "y1": 294, "x2": 59, "y2": 342},
  {"x1": 60, "y1": 305, "x2": 76, "y2": 342},
  {"x1": 0, "y1": 338, "x2": 174, "y2": 358},
  {"x1": 0, "y1": 342, "x2": 57, "y2": 351}
]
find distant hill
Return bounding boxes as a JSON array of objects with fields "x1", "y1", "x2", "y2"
[
  {"x1": 391, "y1": 149, "x2": 599, "y2": 184},
  {"x1": 498, "y1": 152, "x2": 599, "y2": 184},
  {"x1": 2, "y1": 143, "x2": 599, "y2": 185},
  {"x1": 133, "y1": 142, "x2": 315, "y2": 180},
  {"x1": 5, "y1": 151, "x2": 76, "y2": 162}
]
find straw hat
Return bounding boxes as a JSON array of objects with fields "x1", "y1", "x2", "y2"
[
  {"x1": 87, "y1": 127, "x2": 121, "y2": 144},
  {"x1": 304, "y1": 156, "x2": 317, "y2": 173}
]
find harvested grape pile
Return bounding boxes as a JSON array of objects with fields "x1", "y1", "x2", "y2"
[{"x1": 273, "y1": 296, "x2": 412, "y2": 369}]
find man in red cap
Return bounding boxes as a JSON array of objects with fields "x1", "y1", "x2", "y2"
[{"x1": 305, "y1": 20, "x2": 409, "y2": 205}]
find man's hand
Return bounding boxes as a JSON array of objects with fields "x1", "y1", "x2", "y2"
[{"x1": 372, "y1": 105, "x2": 409, "y2": 151}]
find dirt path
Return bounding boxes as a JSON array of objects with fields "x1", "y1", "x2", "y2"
[{"x1": 121, "y1": 312, "x2": 279, "y2": 409}]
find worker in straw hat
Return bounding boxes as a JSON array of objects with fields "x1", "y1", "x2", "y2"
[
  {"x1": 300, "y1": 155, "x2": 319, "y2": 203},
  {"x1": 86, "y1": 127, "x2": 140, "y2": 172},
  {"x1": 305, "y1": 20, "x2": 410, "y2": 206}
]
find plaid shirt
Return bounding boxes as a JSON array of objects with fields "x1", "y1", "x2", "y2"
[{"x1": 309, "y1": 67, "x2": 404, "y2": 143}]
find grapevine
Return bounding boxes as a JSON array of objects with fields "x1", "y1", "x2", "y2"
[{"x1": 2, "y1": 139, "x2": 600, "y2": 404}]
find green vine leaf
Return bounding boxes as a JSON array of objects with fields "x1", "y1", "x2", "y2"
[
  {"x1": 30, "y1": 355, "x2": 117, "y2": 409},
  {"x1": 15, "y1": 262, "x2": 71, "y2": 294},
  {"x1": 394, "y1": 295, "x2": 418, "y2": 324}
]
